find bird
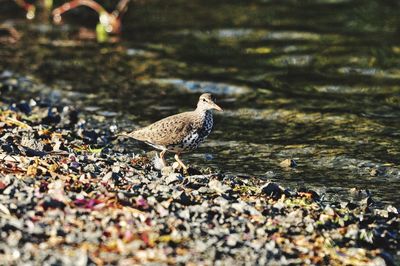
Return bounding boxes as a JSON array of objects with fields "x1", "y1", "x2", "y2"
[{"x1": 120, "y1": 93, "x2": 222, "y2": 171}]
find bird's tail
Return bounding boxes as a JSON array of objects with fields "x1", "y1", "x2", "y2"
[{"x1": 115, "y1": 131, "x2": 134, "y2": 139}]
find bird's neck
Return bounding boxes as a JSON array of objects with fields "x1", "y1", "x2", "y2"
[{"x1": 194, "y1": 107, "x2": 211, "y2": 118}]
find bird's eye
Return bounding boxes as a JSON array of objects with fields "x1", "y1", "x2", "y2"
[{"x1": 202, "y1": 98, "x2": 206, "y2": 102}]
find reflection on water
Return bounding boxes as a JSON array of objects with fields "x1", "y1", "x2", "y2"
[
  {"x1": 152, "y1": 78, "x2": 251, "y2": 95},
  {"x1": 1, "y1": 0, "x2": 400, "y2": 206}
]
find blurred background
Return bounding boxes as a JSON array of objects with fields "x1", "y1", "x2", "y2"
[{"x1": 1, "y1": 0, "x2": 400, "y2": 206}]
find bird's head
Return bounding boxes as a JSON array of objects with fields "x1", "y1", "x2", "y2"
[{"x1": 197, "y1": 93, "x2": 223, "y2": 112}]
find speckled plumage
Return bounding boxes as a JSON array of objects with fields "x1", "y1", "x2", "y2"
[{"x1": 125, "y1": 93, "x2": 222, "y2": 170}]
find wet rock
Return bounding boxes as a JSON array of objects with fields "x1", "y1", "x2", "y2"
[
  {"x1": 298, "y1": 188, "x2": 320, "y2": 201},
  {"x1": 263, "y1": 170, "x2": 276, "y2": 179},
  {"x1": 41, "y1": 107, "x2": 61, "y2": 125},
  {"x1": 280, "y1": 159, "x2": 297, "y2": 168},
  {"x1": 81, "y1": 130, "x2": 98, "y2": 144},
  {"x1": 360, "y1": 196, "x2": 375, "y2": 207},
  {"x1": 344, "y1": 202, "x2": 359, "y2": 210},
  {"x1": 261, "y1": 182, "x2": 284, "y2": 199},
  {"x1": 15, "y1": 102, "x2": 31, "y2": 114}
]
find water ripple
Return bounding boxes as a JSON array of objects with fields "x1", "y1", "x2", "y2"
[{"x1": 152, "y1": 78, "x2": 251, "y2": 95}]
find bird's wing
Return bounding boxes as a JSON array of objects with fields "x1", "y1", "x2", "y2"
[{"x1": 127, "y1": 112, "x2": 197, "y2": 146}]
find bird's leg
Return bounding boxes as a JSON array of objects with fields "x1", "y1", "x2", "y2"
[
  {"x1": 174, "y1": 153, "x2": 188, "y2": 171},
  {"x1": 159, "y1": 150, "x2": 168, "y2": 167}
]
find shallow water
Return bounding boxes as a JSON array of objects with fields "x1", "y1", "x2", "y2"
[{"x1": 1, "y1": 0, "x2": 400, "y2": 206}]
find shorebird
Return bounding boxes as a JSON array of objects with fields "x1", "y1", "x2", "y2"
[{"x1": 121, "y1": 93, "x2": 222, "y2": 170}]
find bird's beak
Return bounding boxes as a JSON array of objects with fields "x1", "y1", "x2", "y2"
[{"x1": 212, "y1": 102, "x2": 223, "y2": 112}]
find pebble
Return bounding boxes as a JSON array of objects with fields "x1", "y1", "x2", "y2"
[
  {"x1": 280, "y1": 159, "x2": 297, "y2": 168},
  {"x1": 261, "y1": 182, "x2": 284, "y2": 198},
  {"x1": 208, "y1": 179, "x2": 231, "y2": 194}
]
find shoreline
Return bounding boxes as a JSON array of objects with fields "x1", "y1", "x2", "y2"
[{"x1": 1, "y1": 73, "x2": 399, "y2": 265}]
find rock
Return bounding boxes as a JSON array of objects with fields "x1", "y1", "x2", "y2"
[
  {"x1": 280, "y1": 159, "x2": 297, "y2": 168},
  {"x1": 41, "y1": 198, "x2": 66, "y2": 210},
  {"x1": 261, "y1": 182, "x2": 284, "y2": 199},
  {"x1": 164, "y1": 173, "x2": 184, "y2": 185},
  {"x1": 226, "y1": 234, "x2": 240, "y2": 247},
  {"x1": 186, "y1": 167, "x2": 203, "y2": 175},
  {"x1": 42, "y1": 107, "x2": 61, "y2": 125},
  {"x1": 264, "y1": 170, "x2": 276, "y2": 179},
  {"x1": 386, "y1": 205, "x2": 398, "y2": 214},
  {"x1": 0, "y1": 181, "x2": 8, "y2": 191},
  {"x1": 178, "y1": 209, "x2": 191, "y2": 220},
  {"x1": 175, "y1": 191, "x2": 196, "y2": 205},
  {"x1": 360, "y1": 196, "x2": 375, "y2": 207},
  {"x1": 208, "y1": 179, "x2": 230, "y2": 194},
  {"x1": 16, "y1": 101, "x2": 31, "y2": 114},
  {"x1": 161, "y1": 166, "x2": 174, "y2": 177},
  {"x1": 272, "y1": 201, "x2": 285, "y2": 211},
  {"x1": 298, "y1": 188, "x2": 320, "y2": 201}
]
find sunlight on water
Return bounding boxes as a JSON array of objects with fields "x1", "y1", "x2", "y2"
[{"x1": 151, "y1": 78, "x2": 251, "y2": 95}]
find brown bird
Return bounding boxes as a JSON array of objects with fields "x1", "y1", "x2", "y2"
[{"x1": 122, "y1": 93, "x2": 222, "y2": 170}]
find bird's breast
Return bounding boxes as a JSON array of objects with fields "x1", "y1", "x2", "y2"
[{"x1": 167, "y1": 111, "x2": 214, "y2": 153}]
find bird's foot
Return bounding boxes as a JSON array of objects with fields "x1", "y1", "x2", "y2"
[
  {"x1": 156, "y1": 150, "x2": 168, "y2": 169},
  {"x1": 161, "y1": 158, "x2": 168, "y2": 167},
  {"x1": 172, "y1": 162, "x2": 202, "y2": 176},
  {"x1": 174, "y1": 154, "x2": 188, "y2": 171},
  {"x1": 172, "y1": 161, "x2": 186, "y2": 171}
]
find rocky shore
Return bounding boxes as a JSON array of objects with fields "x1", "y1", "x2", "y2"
[{"x1": 0, "y1": 72, "x2": 399, "y2": 265}]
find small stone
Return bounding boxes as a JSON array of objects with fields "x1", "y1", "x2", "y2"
[
  {"x1": 176, "y1": 191, "x2": 195, "y2": 205},
  {"x1": 204, "y1": 153, "x2": 213, "y2": 160},
  {"x1": 261, "y1": 182, "x2": 283, "y2": 198},
  {"x1": 41, "y1": 198, "x2": 66, "y2": 210},
  {"x1": 0, "y1": 203, "x2": 10, "y2": 215},
  {"x1": 345, "y1": 202, "x2": 358, "y2": 210},
  {"x1": 172, "y1": 162, "x2": 180, "y2": 170},
  {"x1": 370, "y1": 168, "x2": 378, "y2": 176},
  {"x1": 305, "y1": 223, "x2": 314, "y2": 233},
  {"x1": 264, "y1": 170, "x2": 276, "y2": 178},
  {"x1": 273, "y1": 201, "x2": 285, "y2": 210},
  {"x1": 280, "y1": 159, "x2": 297, "y2": 168},
  {"x1": 165, "y1": 173, "x2": 184, "y2": 185},
  {"x1": 360, "y1": 196, "x2": 374, "y2": 207},
  {"x1": 111, "y1": 165, "x2": 120, "y2": 173},
  {"x1": 386, "y1": 205, "x2": 398, "y2": 214},
  {"x1": 178, "y1": 208, "x2": 191, "y2": 220},
  {"x1": 324, "y1": 206, "x2": 335, "y2": 216},
  {"x1": 0, "y1": 181, "x2": 8, "y2": 191},
  {"x1": 208, "y1": 179, "x2": 230, "y2": 194},
  {"x1": 161, "y1": 166, "x2": 174, "y2": 177},
  {"x1": 226, "y1": 234, "x2": 240, "y2": 247}
]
